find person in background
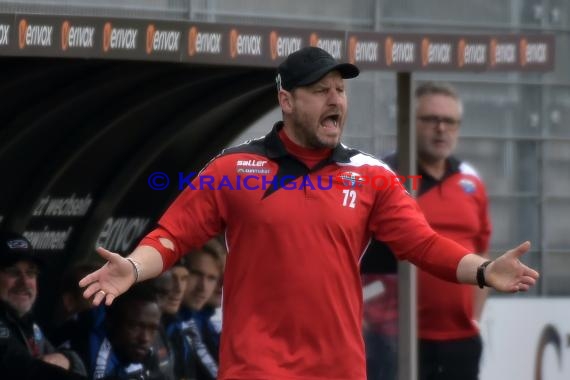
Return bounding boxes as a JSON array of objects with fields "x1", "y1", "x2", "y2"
[
  {"x1": 153, "y1": 263, "x2": 197, "y2": 380},
  {"x1": 378, "y1": 81, "x2": 492, "y2": 380},
  {"x1": 52, "y1": 263, "x2": 102, "y2": 350},
  {"x1": 88, "y1": 283, "x2": 173, "y2": 380},
  {"x1": 196, "y1": 238, "x2": 226, "y2": 363},
  {"x1": 0, "y1": 231, "x2": 87, "y2": 379},
  {"x1": 360, "y1": 264, "x2": 398, "y2": 380},
  {"x1": 178, "y1": 243, "x2": 224, "y2": 380}
]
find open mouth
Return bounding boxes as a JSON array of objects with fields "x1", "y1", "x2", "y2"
[{"x1": 321, "y1": 114, "x2": 340, "y2": 129}]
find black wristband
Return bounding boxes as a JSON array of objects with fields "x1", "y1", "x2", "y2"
[{"x1": 477, "y1": 260, "x2": 493, "y2": 289}]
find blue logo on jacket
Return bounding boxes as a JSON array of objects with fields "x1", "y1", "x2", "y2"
[{"x1": 459, "y1": 179, "x2": 476, "y2": 194}]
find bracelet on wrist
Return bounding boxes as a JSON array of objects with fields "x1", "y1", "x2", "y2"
[
  {"x1": 126, "y1": 257, "x2": 141, "y2": 283},
  {"x1": 476, "y1": 260, "x2": 493, "y2": 289}
]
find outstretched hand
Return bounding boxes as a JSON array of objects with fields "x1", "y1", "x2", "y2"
[
  {"x1": 79, "y1": 247, "x2": 136, "y2": 306},
  {"x1": 485, "y1": 241, "x2": 539, "y2": 293}
]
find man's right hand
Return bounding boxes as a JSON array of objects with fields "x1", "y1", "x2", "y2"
[{"x1": 78, "y1": 247, "x2": 136, "y2": 306}]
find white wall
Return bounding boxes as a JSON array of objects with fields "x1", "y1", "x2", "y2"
[{"x1": 480, "y1": 298, "x2": 570, "y2": 380}]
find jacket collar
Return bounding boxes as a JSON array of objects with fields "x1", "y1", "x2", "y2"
[{"x1": 264, "y1": 121, "x2": 353, "y2": 163}]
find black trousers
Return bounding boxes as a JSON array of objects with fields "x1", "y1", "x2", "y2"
[
  {"x1": 419, "y1": 335, "x2": 482, "y2": 380},
  {"x1": 364, "y1": 331, "x2": 398, "y2": 380}
]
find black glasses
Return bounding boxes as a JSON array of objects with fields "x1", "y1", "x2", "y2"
[{"x1": 417, "y1": 115, "x2": 461, "y2": 129}]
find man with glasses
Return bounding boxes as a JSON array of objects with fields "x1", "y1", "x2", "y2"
[
  {"x1": 0, "y1": 230, "x2": 87, "y2": 379},
  {"x1": 378, "y1": 81, "x2": 491, "y2": 380}
]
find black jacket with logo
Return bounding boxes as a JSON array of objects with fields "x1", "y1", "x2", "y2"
[{"x1": 0, "y1": 300, "x2": 87, "y2": 379}]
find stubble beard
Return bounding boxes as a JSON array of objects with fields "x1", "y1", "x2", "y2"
[{"x1": 291, "y1": 114, "x2": 340, "y2": 150}]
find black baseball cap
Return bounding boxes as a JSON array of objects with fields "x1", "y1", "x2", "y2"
[
  {"x1": 276, "y1": 46, "x2": 360, "y2": 91},
  {"x1": 0, "y1": 231, "x2": 41, "y2": 267}
]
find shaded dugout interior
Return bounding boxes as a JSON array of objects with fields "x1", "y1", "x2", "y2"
[{"x1": 0, "y1": 57, "x2": 276, "y2": 331}]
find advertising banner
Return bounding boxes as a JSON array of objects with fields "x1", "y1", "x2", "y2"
[{"x1": 0, "y1": 13, "x2": 555, "y2": 72}]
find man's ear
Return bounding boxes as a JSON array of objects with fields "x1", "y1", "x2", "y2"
[{"x1": 278, "y1": 90, "x2": 293, "y2": 113}]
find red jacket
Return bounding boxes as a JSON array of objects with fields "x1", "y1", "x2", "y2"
[
  {"x1": 140, "y1": 123, "x2": 470, "y2": 380},
  {"x1": 416, "y1": 159, "x2": 491, "y2": 340},
  {"x1": 381, "y1": 153, "x2": 491, "y2": 340}
]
